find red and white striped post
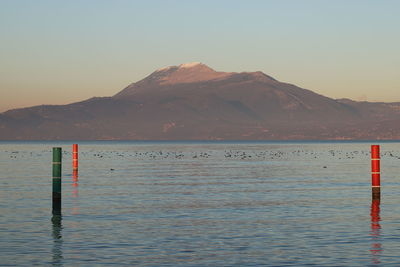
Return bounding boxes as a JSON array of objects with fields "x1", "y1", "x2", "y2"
[
  {"x1": 371, "y1": 145, "x2": 381, "y2": 199},
  {"x1": 73, "y1": 144, "x2": 78, "y2": 172}
]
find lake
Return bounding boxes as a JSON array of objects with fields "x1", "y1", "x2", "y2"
[{"x1": 1, "y1": 141, "x2": 400, "y2": 266}]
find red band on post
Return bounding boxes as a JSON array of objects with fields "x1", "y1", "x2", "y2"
[
  {"x1": 73, "y1": 144, "x2": 78, "y2": 170},
  {"x1": 371, "y1": 145, "x2": 380, "y2": 187},
  {"x1": 371, "y1": 145, "x2": 380, "y2": 159}
]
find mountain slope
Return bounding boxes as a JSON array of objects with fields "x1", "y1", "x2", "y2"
[{"x1": 1, "y1": 63, "x2": 399, "y2": 140}]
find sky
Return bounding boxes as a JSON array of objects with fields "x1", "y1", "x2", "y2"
[{"x1": 0, "y1": 0, "x2": 399, "y2": 112}]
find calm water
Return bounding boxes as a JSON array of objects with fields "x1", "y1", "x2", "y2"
[{"x1": 1, "y1": 141, "x2": 400, "y2": 266}]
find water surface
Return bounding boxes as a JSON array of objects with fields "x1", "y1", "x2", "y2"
[{"x1": 1, "y1": 141, "x2": 400, "y2": 266}]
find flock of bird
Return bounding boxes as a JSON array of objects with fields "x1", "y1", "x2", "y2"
[
  {"x1": 5, "y1": 149, "x2": 400, "y2": 161},
  {"x1": 4, "y1": 147, "x2": 400, "y2": 173}
]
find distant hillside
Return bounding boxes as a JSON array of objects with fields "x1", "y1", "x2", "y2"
[{"x1": 1, "y1": 62, "x2": 400, "y2": 140}]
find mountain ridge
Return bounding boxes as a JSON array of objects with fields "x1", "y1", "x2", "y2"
[{"x1": 1, "y1": 63, "x2": 400, "y2": 140}]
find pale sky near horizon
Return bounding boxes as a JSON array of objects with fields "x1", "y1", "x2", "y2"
[{"x1": 0, "y1": 0, "x2": 399, "y2": 112}]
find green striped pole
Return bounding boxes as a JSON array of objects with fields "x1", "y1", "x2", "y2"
[{"x1": 52, "y1": 147, "x2": 62, "y2": 215}]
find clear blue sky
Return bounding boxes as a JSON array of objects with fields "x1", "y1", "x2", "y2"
[{"x1": 1, "y1": 0, "x2": 399, "y2": 111}]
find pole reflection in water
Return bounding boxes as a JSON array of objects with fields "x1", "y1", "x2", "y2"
[
  {"x1": 370, "y1": 197, "x2": 382, "y2": 264},
  {"x1": 72, "y1": 170, "x2": 78, "y2": 197},
  {"x1": 51, "y1": 215, "x2": 63, "y2": 266},
  {"x1": 72, "y1": 170, "x2": 79, "y2": 215}
]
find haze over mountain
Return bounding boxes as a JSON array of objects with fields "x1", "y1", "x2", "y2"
[{"x1": 1, "y1": 63, "x2": 400, "y2": 140}]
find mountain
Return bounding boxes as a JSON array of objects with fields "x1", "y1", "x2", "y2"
[{"x1": 1, "y1": 62, "x2": 400, "y2": 140}]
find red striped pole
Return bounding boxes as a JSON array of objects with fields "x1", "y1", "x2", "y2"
[
  {"x1": 73, "y1": 144, "x2": 78, "y2": 172},
  {"x1": 371, "y1": 145, "x2": 380, "y2": 199}
]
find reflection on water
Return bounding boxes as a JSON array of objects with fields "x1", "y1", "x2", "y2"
[
  {"x1": 72, "y1": 170, "x2": 79, "y2": 215},
  {"x1": 72, "y1": 170, "x2": 79, "y2": 197},
  {"x1": 51, "y1": 215, "x2": 63, "y2": 266},
  {"x1": 370, "y1": 197, "x2": 382, "y2": 264}
]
